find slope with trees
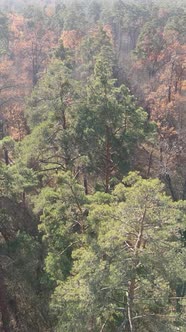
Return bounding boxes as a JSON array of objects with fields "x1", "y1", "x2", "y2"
[{"x1": 0, "y1": 0, "x2": 186, "y2": 331}]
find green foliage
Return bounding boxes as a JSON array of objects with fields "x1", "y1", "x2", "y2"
[
  {"x1": 21, "y1": 59, "x2": 79, "y2": 173},
  {"x1": 1, "y1": 1, "x2": 186, "y2": 331},
  {"x1": 76, "y1": 48, "x2": 147, "y2": 188},
  {"x1": 0, "y1": 173, "x2": 49, "y2": 330},
  {"x1": 51, "y1": 173, "x2": 186, "y2": 331},
  {"x1": 26, "y1": 60, "x2": 73, "y2": 128},
  {"x1": 165, "y1": 10, "x2": 186, "y2": 44},
  {"x1": 37, "y1": 171, "x2": 88, "y2": 281},
  {"x1": 22, "y1": 36, "x2": 148, "y2": 192},
  {"x1": 136, "y1": 19, "x2": 164, "y2": 59},
  {"x1": 77, "y1": 26, "x2": 115, "y2": 81},
  {"x1": 62, "y1": 1, "x2": 87, "y2": 31},
  {"x1": 0, "y1": 12, "x2": 9, "y2": 56}
]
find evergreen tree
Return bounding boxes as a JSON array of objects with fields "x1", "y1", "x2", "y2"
[
  {"x1": 76, "y1": 47, "x2": 147, "y2": 191},
  {"x1": 51, "y1": 173, "x2": 186, "y2": 332}
]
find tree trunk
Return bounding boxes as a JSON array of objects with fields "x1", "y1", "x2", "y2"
[
  {"x1": 105, "y1": 126, "x2": 111, "y2": 193},
  {"x1": 147, "y1": 150, "x2": 153, "y2": 178},
  {"x1": 3, "y1": 148, "x2": 9, "y2": 166},
  {"x1": 165, "y1": 173, "x2": 177, "y2": 201},
  {"x1": 83, "y1": 172, "x2": 88, "y2": 195},
  {"x1": 126, "y1": 207, "x2": 146, "y2": 332},
  {"x1": 0, "y1": 265, "x2": 11, "y2": 332}
]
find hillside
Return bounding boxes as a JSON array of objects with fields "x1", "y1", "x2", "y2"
[{"x1": 0, "y1": 0, "x2": 186, "y2": 331}]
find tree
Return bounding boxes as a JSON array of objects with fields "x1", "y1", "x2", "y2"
[
  {"x1": 21, "y1": 58, "x2": 78, "y2": 174},
  {"x1": 36, "y1": 171, "x2": 88, "y2": 284},
  {"x1": 76, "y1": 47, "x2": 147, "y2": 192},
  {"x1": 0, "y1": 12, "x2": 9, "y2": 56},
  {"x1": 77, "y1": 26, "x2": 114, "y2": 81},
  {"x1": 62, "y1": 1, "x2": 87, "y2": 32},
  {"x1": 129, "y1": 4, "x2": 186, "y2": 199},
  {"x1": 87, "y1": 0, "x2": 102, "y2": 24},
  {"x1": 51, "y1": 173, "x2": 186, "y2": 332},
  {"x1": 0, "y1": 161, "x2": 50, "y2": 331},
  {"x1": 22, "y1": 5, "x2": 57, "y2": 86}
]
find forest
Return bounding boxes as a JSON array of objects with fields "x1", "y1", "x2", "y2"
[{"x1": 0, "y1": 0, "x2": 186, "y2": 331}]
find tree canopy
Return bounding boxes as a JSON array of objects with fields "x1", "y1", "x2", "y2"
[{"x1": 0, "y1": 0, "x2": 186, "y2": 331}]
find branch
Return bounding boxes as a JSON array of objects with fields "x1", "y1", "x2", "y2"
[
  {"x1": 134, "y1": 207, "x2": 147, "y2": 252},
  {"x1": 37, "y1": 166, "x2": 62, "y2": 173},
  {"x1": 127, "y1": 290, "x2": 134, "y2": 332},
  {"x1": 100, "y1": 320, "x2": 108, "y2": 332},
  {"x1": 59, "y1": 241, "x2": 80, "y2": 256},
  {"x1": 39, "y1": 160, "x2": 66, "y2": 170}
]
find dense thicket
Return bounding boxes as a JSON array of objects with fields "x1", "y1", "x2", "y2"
[{"x1": 0, "y1": 0, "x2": 186, "y2": 331}]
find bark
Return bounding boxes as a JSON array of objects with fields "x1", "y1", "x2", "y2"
[
  {"x1": 32, "y1": 42, "x2": 39, "y2": 87},
  {"x1": 83, "y1": 172, "x2": 88, "y2": 195},
  {"x1": 168, "y1": 62, "x2": 174, "y2": 103},
  {"x1": 183, "y1": 180, "x2": 186, "y2": 200},
  {"x1": 22, "y1": 191, "x2": 26, "y2": 207},
  {"x1": 3, "y1": 148, "x2": 9, "y2": 166},
  {"x1": 168, "y1": 85, "x2": 171, "y2": 103},
  {"x1": 165, "y1": 173, "x2": 177, "y2": 201},
  {"x1": 0, "y1": 265, "x2": 11, "y2": 332},
  {"x1": 126, "y1": 207, "x2": 146, "y2": 332},
  {"x1": 147, "y1": 150, "x2": 153, "y2": 178},
  {"x1": 62, "y1": 109, "x2": 66, "y2": 130},
  {"x1": 105, "y1": 126, "x2": 111, "y2": 193}
]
